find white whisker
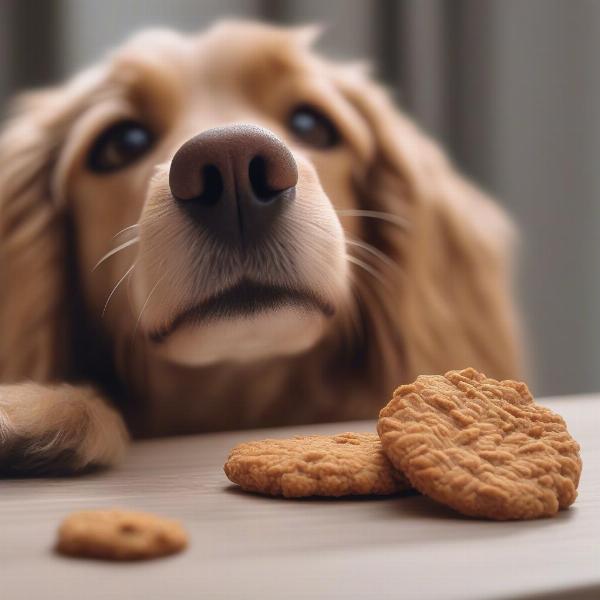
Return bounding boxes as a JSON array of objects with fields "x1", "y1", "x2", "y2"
[
  {"x1": 102, "y1": 263, "x2": 136, "y2": 317},
  {"x1": 113, "y1": 223, "x2": 139, "y2": 239},
  {"x1": 336, "y1": 209, "x2": 409, "y2": 230},
  {"x1": 93, "y1": 237, "x2": 139, "y2": 271},
  {"x1": 133, "y1": 272, "x2": 167, "y2": 338},
  {"x1": 346, "y1": 238, "x2": 398, "y2": 272},
  {"x1": 346, "y1": 254, "x2": 395, "y2": 294}
]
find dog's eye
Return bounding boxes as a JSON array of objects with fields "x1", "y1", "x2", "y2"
[
  {"x1": 288, "y1": 105, "x2": 340, "y2": 149},
  {"x1": 87, "y1": 120, "x2": 154, "y2": 173}
]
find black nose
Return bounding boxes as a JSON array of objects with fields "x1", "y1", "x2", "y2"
[{"x1": 169, "y1": 125, "x2": 298, "y2": 246}]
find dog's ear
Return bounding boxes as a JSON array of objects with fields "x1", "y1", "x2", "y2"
[
  {"x1": 338, "y1": 72, "x2": 522, "y2": 381},
  {"x1": 0, "y1": 75, "x2": 100, "y2": 382}
]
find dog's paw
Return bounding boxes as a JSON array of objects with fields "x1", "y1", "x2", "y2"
[{"x1": 0, "y1": 383, "x2": 129, "y2": 475}]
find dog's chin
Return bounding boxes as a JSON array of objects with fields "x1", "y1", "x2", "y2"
[{"x1": 149, "y1": 307, "x2": 327, "y2": 367}]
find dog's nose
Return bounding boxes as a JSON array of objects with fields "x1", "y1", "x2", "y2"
[{"x1": 169, "y1": 125, "x2": 298, "y2": 245}]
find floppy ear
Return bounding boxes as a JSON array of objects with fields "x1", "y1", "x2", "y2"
[
  {"x1": 0, "y1": 75, "x2": 100, "y2": 382},
  {"x1": 338, "y1": 72, "x2": 522, "y2": 381}
]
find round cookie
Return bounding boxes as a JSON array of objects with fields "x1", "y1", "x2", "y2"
[
  {"x1": 224, "y1": 432, "x2": 411, "y2": 498},
  {"x1": 378, "y1": 368, "x2": 582, "y2": 520},
  {"x1": 56, "y1": 509, "x2": 188, "y2": 560}
]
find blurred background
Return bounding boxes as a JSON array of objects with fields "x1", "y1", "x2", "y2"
[{"x1": 1, "y1": 0, "x2": 598, "y2": 397}]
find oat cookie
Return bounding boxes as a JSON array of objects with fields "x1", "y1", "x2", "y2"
[
  {"x1": 378, "y1": 368, "x2": 582, "y2": 520},
  {"x1": 56, "y1": 509, "x2": 188, "y2": 560},
  {"x1": 224, "y1": 432, "x2": 411, "y2": 498}
]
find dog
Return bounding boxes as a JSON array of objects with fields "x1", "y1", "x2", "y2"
[{"x1": 0, "y1": 21, "x2": 521, "y2": 474}]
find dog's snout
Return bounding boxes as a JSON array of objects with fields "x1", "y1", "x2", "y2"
[{"x1": 169, "y1": 125, "x2": 298, "y2": 244}]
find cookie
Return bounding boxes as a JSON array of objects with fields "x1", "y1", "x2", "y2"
[
  {"x1": 56, "y1": 509, "x2": 188, "y2": 560},
  {"x1": 224, "y1": 432, "x2": 411, "y2": 498},
  {"x1": 378, "y1": 368, "x2": 582, "y2": 520}
]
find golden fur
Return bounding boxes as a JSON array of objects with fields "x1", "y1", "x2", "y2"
[{"x1": 0, "y1": 22, "x2": 521, "y2": 473}]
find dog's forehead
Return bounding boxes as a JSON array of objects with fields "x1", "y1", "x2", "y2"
[
  {"x1": 195, "y1": 20, "x2": 318, "y2": 61},
  {"x1": 110, "y1": 21, "x2": 317, "y2": 86},
  {"x1": 199, "y1": 27, "x2": 306, "y2": 95}
]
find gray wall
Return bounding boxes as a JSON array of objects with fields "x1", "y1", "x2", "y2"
[
  {"x1": 398, "y1": 1, "x2": 600, "y2": 396},
  {"x1": 59, "y1": 0, "x2": 262, "y2": 72},
  {"x1": 491, "y1": 2, "x2": 600, "y2": 396},
  {"x1": 2, "y1": 0, "x2": 599, "y2": 397}
]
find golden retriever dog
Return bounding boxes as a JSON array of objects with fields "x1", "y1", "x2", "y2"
[{"x1": 0, "y1": 21, "x2": 521, "y2": 474}]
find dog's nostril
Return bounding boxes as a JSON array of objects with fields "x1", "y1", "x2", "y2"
[
  {"x1": 197, "y1": 164, "x2": 223, "y2": 205},
  {"x1": 248, "y1": 156, "x2": 279, "y2": 202}
]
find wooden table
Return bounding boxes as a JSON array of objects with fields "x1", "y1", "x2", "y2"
[{"x1": 1, "y1": 394, "x2": 598, "y2": 599}]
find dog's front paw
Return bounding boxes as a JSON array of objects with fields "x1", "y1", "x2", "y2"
[{"x1": 0, "y1": 383, "x2": 129, "y2": 475}]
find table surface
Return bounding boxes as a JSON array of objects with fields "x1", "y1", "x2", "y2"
[{"x1": 1, "y1": 394, "x2": 598, "y2": 600}]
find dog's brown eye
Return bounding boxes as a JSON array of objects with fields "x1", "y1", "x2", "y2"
[
  {"x1": 87, "y1": 120, "x2": 154, "y2": 173},
  {"x1": 288, "y1": 105, "x2": 340, "y2": 149}
]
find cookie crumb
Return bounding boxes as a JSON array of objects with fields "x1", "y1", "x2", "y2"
[{"x1": 56, "y1": 509, "x2": 188, "y2": 560}]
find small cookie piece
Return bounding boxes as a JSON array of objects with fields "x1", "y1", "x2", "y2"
[
  {"x1": 56, "y1": 509, "x2": 188, "y2": 560},
  {"x1": 224, "y1": 432, "x2": 411, "y2": 498},
  {"x1": 378, "y1": 368, "x2": 582, "y2": 520}
]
